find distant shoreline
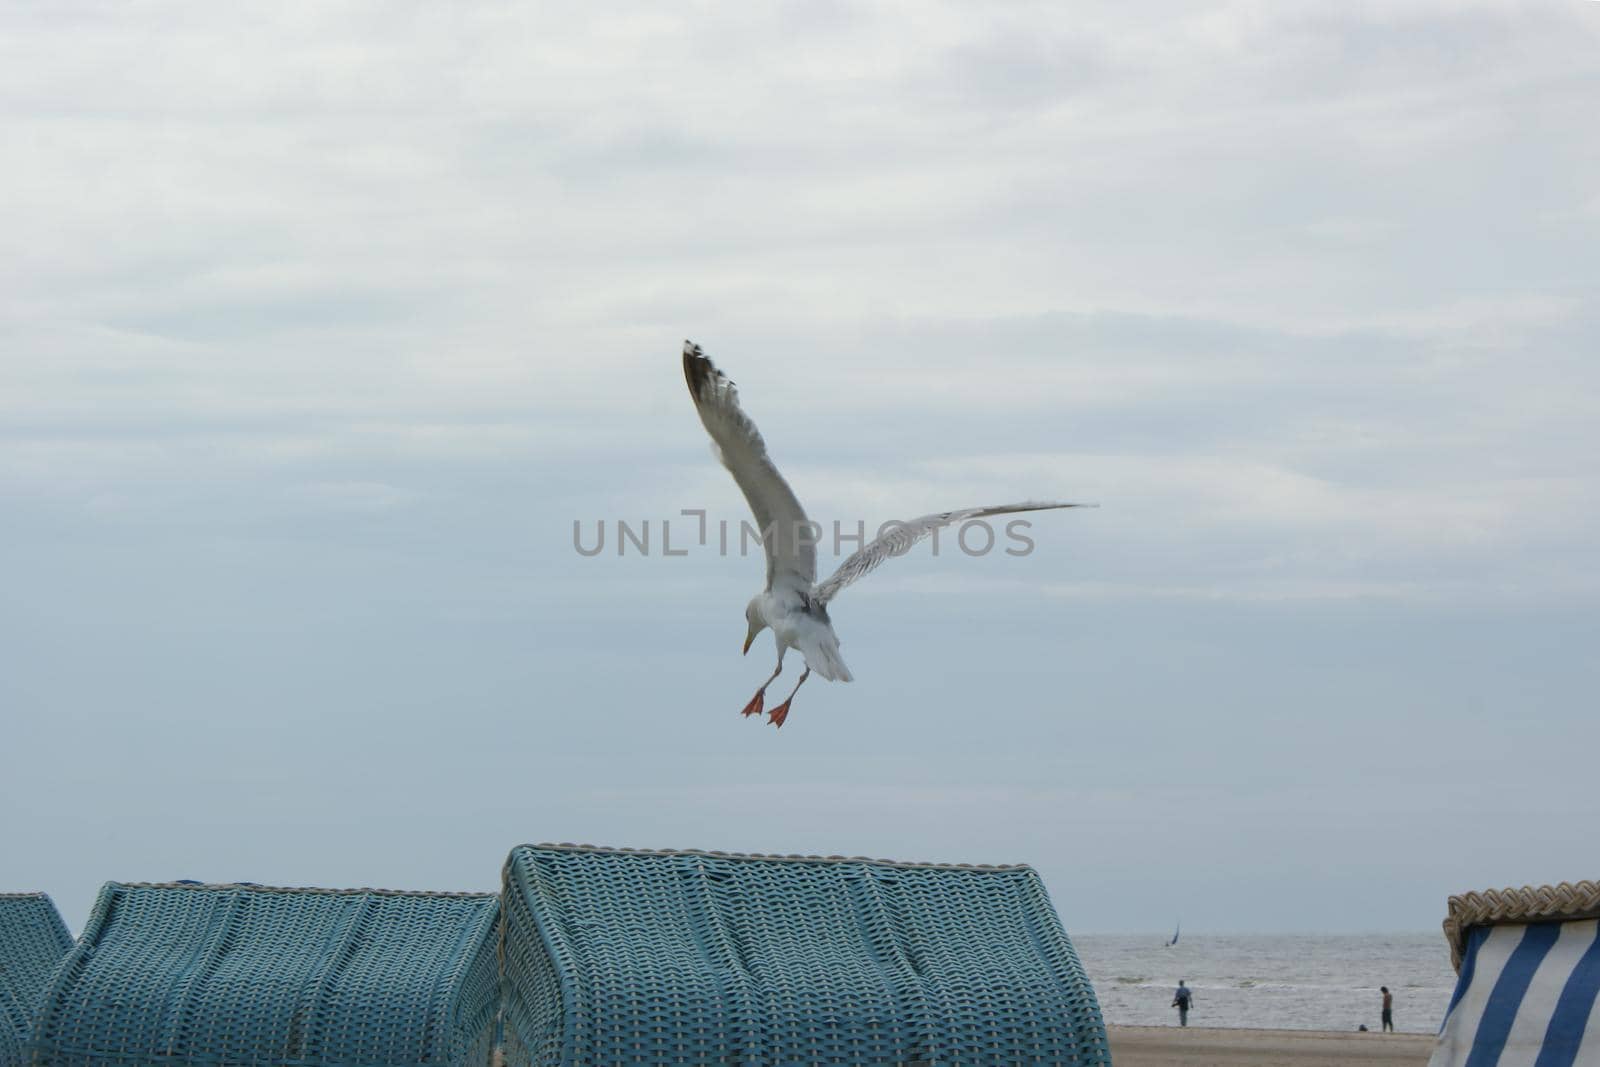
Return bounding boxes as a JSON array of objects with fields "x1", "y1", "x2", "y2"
[{"x1": 1107, "y1": 1025, "x2": 1434, "y2": 1066}]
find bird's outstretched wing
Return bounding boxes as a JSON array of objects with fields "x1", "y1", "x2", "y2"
[
  {"x1": 682, "y1": 341, "x2": 816, "y2": 591},
  {"x1": 813, "y1": 501, "x2": 1091, "y2": 605}
]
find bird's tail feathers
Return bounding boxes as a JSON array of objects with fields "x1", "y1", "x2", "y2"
[{"x1": 800, "y1": 629, "x2": 853, "y2": 683}]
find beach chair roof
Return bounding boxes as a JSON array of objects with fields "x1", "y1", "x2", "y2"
[
  {"x1": 1432, "y1": 879, "x2": 1600, "y2": 1067},
  {"x1": 1442, "y1": 880, "x2": 1600, "y2": 970},
  {"x1": 27, "y1": 881, "x2": 500, "y2": 1067},
  {"x1": 499, "y1": 842, "x2": 1109, "y2": 1066},
  {"x1": 1, "y1": 893, "x2": 73, "y2": 1066}
]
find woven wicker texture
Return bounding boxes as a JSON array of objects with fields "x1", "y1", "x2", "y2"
[
  {"x1": 1441, "y1": 880, "x2": 1600, "y2": 970},
  {"x1": 27, "y1": 882, "x2": 500, "y2": 1067},
  {"x1": 1, "y1": 894, "x2": 73, "y2": 1067},
  {"x1": 501, "y1": 843, "x2": 1109, "y2": 1066}
]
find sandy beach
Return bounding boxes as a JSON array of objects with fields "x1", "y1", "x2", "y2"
[{"x1": 1108, "y1": 1025, "x2": 1433, "y2": 1066}]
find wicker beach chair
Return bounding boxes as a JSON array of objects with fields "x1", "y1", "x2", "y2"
[
  {"x1": 26, "y1": 881, "x2": 500, "y2": 1067},
  {"x1": 1430, "y1": 880, "x2": 1600, "y2": 1067},
  {"x1": 1, "y1": 894, "x2": 73, "y2": 1067},
  {"x1": 500, "y1": 843, "x2": 1109, "y2": 1066}
]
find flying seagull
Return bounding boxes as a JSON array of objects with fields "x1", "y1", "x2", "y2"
[{"x1": 682, "y1": 340, "x2": 1091, "y2": 728}]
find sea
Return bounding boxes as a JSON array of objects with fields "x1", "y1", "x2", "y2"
[{"x1": 1072, "y1": 933, "x2": 1457, "y2": 1035}]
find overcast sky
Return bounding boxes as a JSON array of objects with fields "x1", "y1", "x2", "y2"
[{"x1": 3, "y1": 1, "x2": 1597, "y2": 937}]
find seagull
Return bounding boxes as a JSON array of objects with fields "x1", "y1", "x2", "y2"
[{"x1": 682, "y1": 340, "x2": 1091, "y2": 727}]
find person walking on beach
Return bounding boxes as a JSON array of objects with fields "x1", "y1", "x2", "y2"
[
  {"x1": 1172, "y1": 980, "x2": 1193, "y2": 1027},
  {"x1": 1380, "y1": 986, "x2": 1394, "y2": 1032}
]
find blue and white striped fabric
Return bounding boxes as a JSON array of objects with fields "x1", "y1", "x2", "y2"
[{"x1": 1430, "y1": 919, "x2": 1600, "y2": 1067}]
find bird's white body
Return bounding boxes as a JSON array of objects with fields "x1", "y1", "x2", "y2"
[{"x1": 756, "y1": 587, "x2": 852, "y2": 683}]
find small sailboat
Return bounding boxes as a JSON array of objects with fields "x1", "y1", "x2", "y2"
[{"x1": 1165, "y1": 920, "x2": 1181, "y2": 948}]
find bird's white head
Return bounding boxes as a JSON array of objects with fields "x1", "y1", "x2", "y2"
[{"x1": 742, "y1": 595, "x2": 768, "y2": 655}]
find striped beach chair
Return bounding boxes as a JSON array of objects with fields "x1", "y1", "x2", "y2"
[
  {"x1": 27, "y1": 881, "x2": 500, "y2": 1067},
  {"x1": 1, "y1": 894, "x2": 73, "y2": 1067},
  {"x1": 1430, "y1": 880, "x2": 1600, "y2": 1067},
  {"x1": 500, "y1": 842, "x2": 1109, "y2": 1065}
]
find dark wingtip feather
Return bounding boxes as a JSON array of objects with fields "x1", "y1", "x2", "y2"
[
  {"x1": 681, "y1": 339, "x2": 725, "y2": 400},
  {"x1": 682, "y1": 339, "x2": 706, "y2": 396}
]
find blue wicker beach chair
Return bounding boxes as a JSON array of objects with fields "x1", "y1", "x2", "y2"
[
  {"x1": 26, "y1": 881, "x2": 499, "y2": 1067},
  {"x1": 500, "y1": 843, "x2": 1109, "y2": 1066},
  {"x1": 1, "y1": 894, "x2": 73, "y2": 1067}
]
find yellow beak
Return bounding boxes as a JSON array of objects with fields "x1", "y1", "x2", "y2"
[{"x1": 742, "y1": 631, "x2": 755, "y2": 655}]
